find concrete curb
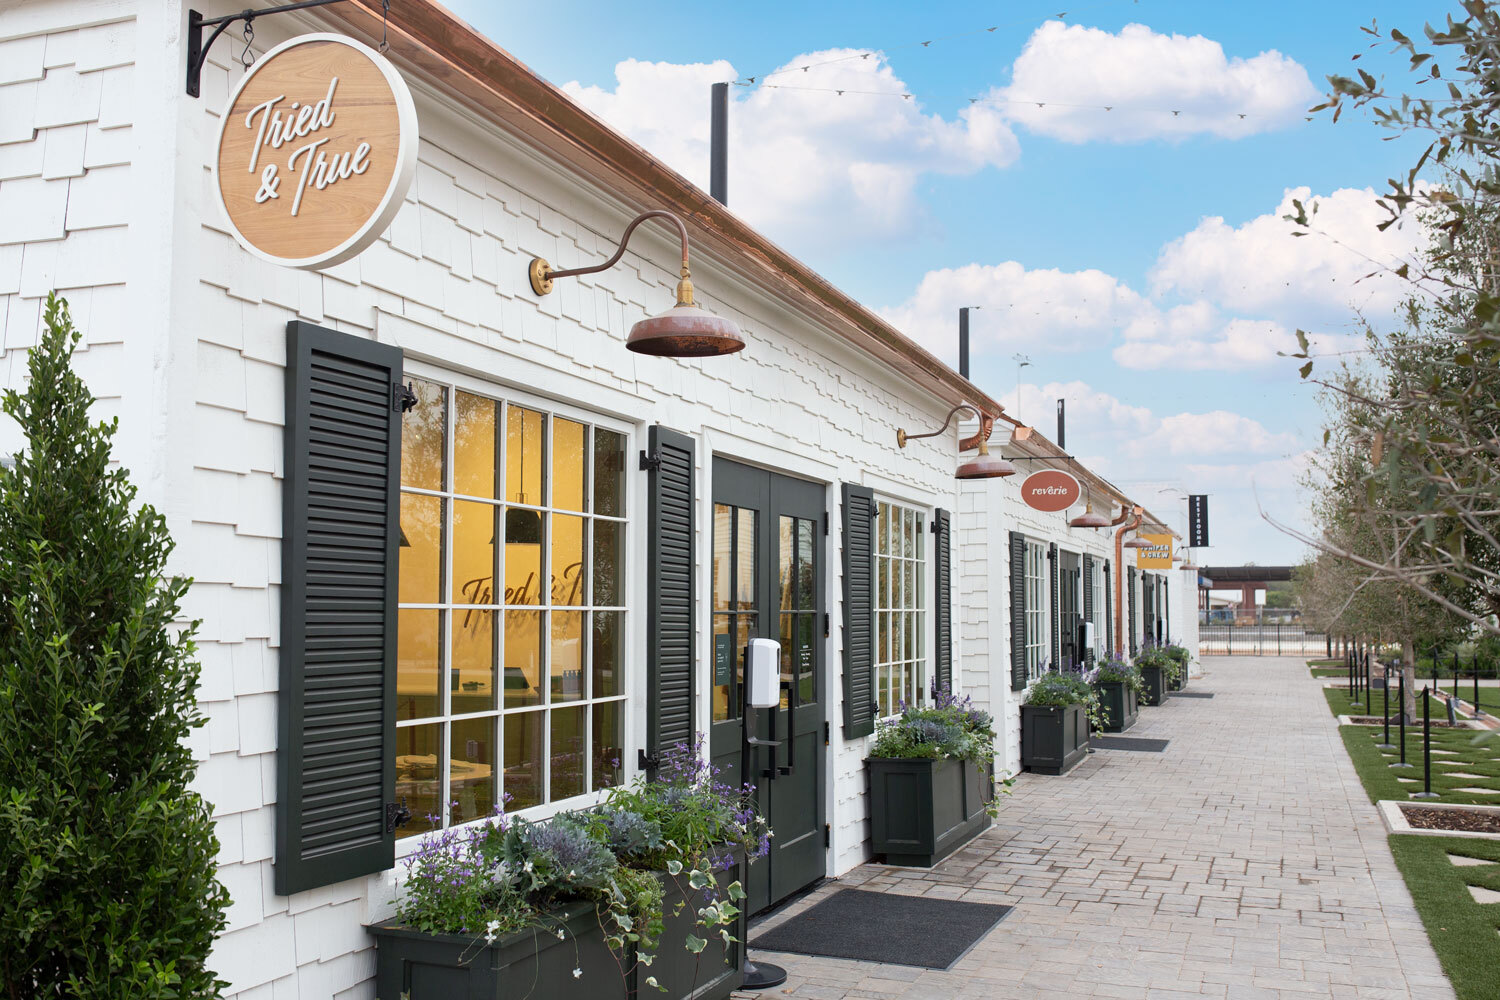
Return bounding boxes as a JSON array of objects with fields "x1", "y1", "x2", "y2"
[{"x1": 1379, "y1": 799, "x2": 1500, "y2": 841}]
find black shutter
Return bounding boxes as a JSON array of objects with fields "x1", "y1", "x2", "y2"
[
  {"x1": 1047, "y1": 542, "x2": 1060, "y2": 669},
  {"x1": 1009, "y1": 532, "x2": 1026, "y2": 690},
  {"x1": 933, "y1": 508, "x2": 952, "y2": 695},
  {"x1": 1163, "y1": 576, "x2": 1170, "y2": 643},
  {"x1": 841, "y1": 485, "x2": 877, "y2": 737},
  {"x1": 1104, "y1": 560, "x2": 1113, "y2": 658},
  {"x1": 1142, "y1": 575, "x2": 1154, "y2": 648},
  {"x1": 1082, "y1": 554, "x2": 1095, "y2": 664},
  {"x1": 276, "y1": 321, "x2": 402, "y2": 896},
  {"x1": 646, "y1": 426, "x2": 696, "y2": 768},
  {"x1": 1128, "y1": 567, "x2": 1138, "y2": 657}
]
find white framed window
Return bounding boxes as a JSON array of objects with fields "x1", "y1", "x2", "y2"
[
  {"x1": 875, "y1": 500, "x2": 927, "y2": 716},
  {"x1": 395, "y1": 373, "x2": 630, "y2": 839},
  {"x1": 1024, "y1": 539, "x2": 1047, "y2": 680}
]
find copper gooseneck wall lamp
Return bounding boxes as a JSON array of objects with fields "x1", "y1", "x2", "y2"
[
  {"x1": 897, "y1": 404, "x2": 1016, "y2": 479},
  {"x1": 528, "y1": 210, "x2": 745, "y2": 358}
]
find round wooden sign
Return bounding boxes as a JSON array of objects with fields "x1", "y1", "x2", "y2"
[
  {"x1": 213, "y1": 34, "x2": 417, "y2": 270},
  {"x1": 1020, "y1": 469, "x2": 1081, "y2": 512}
]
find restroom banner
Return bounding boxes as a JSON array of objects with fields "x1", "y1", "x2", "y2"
[{"x1": 1188, "y1": 494, "x2": 1210, "y2": 548}]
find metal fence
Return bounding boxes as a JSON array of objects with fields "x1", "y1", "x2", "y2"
[{"x1": 1199, "y1": 624, "x2": 1330, "y2": 657}]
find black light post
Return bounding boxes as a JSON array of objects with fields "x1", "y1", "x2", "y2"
[
  {"x1": 1413, "y1": 686, "x2": 1439, "y2": 799},
  {"x1": 1391, "y1": 669, "x2": 1413, "y2": 769}
]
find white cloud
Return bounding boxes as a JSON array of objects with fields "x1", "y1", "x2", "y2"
[
  {"x1": 1002, "y1": 381, "x2": 1297, "y2": 464},
  {"x1": 882, "y1": 183, "x2": 1416, "y2": 372},
  {"x1": 1150, "y1": 186, "x2": 1426, "y2": 328},
  {"x1": 993, "y1": 22, "x2": 1315, "y2": 143},
  {"x1": 562, "y1": 53, "x2": 1018, "y2": 251},
  {"x1": 876, "y1": 262, "x2": 1149, "y2": 363}
]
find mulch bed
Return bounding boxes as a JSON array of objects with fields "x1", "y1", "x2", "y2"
[
  {"x1": 1346, "y1": 715, "x2": 1469, "y2": 728},
  {"x1": 1402, "y1": 806, "x2": 1500, "y2": 834}
]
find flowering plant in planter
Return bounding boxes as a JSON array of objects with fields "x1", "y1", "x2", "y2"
[
  {"x1": 388, "y1": 737, "x2": 768, "y2": 993},
  {"x1": 1162, "y1": 641, "x2": 1190, "y2": 683},
  {"x1": 1026, "y1": 670, "x2": 1104, "y2": 732},
  {"x1": 1087, "y1": 657, "x2": 1144, "y2": 694},
  {"x1": 869, "y1": 688, "x2": 1014, "y2": 812}
]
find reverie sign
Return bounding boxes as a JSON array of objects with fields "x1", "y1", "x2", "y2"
[
  {"x1": 1020, "y1": 469, "x2": 1081, "y2": 512},
  {"x1": 213, "y1": 34, "x2": 417, "y2": 270}
]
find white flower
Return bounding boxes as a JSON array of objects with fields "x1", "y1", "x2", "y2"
[
  {"x1": 555, "y1": 928, "x2": 566, "y2": 940},
  {"x1": 483, "y1": 919, "x2": 501, "y2": 944},
  {"x1": 572, "y1": 968, "x2": 583, "y2": 979},
  {"x1": 523, "y1": 860, "x2": 534, "y2": 872}
]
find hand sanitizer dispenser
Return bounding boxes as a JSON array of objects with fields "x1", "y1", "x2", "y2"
[{"x1": 747, "y1": 638, "x2": 781, "y2": 708}]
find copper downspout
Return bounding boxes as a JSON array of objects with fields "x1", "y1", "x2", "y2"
[{"x1": 1113, "y1": 507, "x2": 1143, "y2": 659}]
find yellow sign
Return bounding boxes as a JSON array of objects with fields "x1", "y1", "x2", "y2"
[
  {"x1": 1135, "y1": 533, "x2": 1174, "y2": 569},
  {"x1": 213, "y1": 34, "x2": 417, "y2": 270}
]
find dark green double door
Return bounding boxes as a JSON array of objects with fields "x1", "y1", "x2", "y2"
[{"x1": 708, "y1": 458, "x2": 826, "y2": 915}]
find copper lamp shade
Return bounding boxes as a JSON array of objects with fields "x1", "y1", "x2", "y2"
[
  {"x1": 956, "y1": 439, "x2": 1017, "y2": 480},
  {"x1": 627, "y1": 300, "x2": 744, "y2": 356},
  {"x1": 529, "y1": 209, "x2": 744, "y2": 359},
  {"x1": 1123, "y1": 535, "x2": 1152, "y2": 549},
  {"x1": 1068, "y1": 503, "x2": 1111, "y2": 529}
]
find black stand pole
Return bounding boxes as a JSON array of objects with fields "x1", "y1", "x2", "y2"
[
  {"x1": 1477, "y1": 657, "x2": 1485, "y2": 720},
  {"x1": 1414, "y1": 686, "x2": 1438, "y2": 799},
  {"x1": 1364, "y1": 650, "x2": 1371, "y2": 713},
  {"x1": 1378, "y1": 658, "x2": 1394, "y2": 749},
  {"x1": 738, "y1": 675, "x2": 787, "y2": 991},
  {"x1": 1391, "y1": 668, "x2": 1413, "y2": 769}
]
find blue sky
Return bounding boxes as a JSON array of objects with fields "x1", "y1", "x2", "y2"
[{"x1": 446, "y1": 0, "x2": 1451, "y2": 568}]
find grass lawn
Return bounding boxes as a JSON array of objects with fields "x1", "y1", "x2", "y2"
[
  {"x1": 1388, "y1": 835, "x2": 1500, "y2": 1000},
  {"x1": 1336, "y1": 723, "x2": 1500, "y2": 805},
  {"x1": 1323, "y1": 686, "x2": 1383, "y2": 718},
  {"x1": 1308, "y1": 658, "x2": 1343, "y2": 668},
  {"x1": 1310, "y1": 667, "x2": 1347, "y2": 678},
  {"x1": 1439, "y1": 684, "x2": 1500, "y2": 715}
]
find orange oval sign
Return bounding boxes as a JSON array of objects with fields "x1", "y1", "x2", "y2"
[
  {"x1": 213, "y1": 34, "x2": 417, "y2": 270},
  {"x1": 1021, "y1": 469, "x2": 1081, "y2": 512}
]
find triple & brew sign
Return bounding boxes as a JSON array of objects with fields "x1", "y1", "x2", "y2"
[
  {"x1": 1135, "y1": 534, "x2": 1175, "y2": 569},
  {"x1": 213, "y1": 34, "x2": 417, "y2": 270}
]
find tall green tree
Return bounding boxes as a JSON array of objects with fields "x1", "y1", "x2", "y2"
[
  {"x1": 1281, "y1": 2, "x2": 1500, "y2": 636},
  {"x1": 0, "y1": 294, "x2": 228, "y2": 997}
]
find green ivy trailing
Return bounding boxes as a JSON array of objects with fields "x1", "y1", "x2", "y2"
[{"x1": 0, "y1": 293, "x2": 229, "y2": 998}]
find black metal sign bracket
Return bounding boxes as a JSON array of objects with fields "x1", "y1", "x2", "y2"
[{"x1": 186, "y1": 0, "x2": 351, "y2": 98}]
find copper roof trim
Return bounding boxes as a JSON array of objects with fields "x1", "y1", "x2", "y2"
[{"x1": 316, "y1": 0, "x2": 1002, "y2": 418}]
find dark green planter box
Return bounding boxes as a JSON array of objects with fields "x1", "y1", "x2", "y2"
[
  {"x1": 1020, "y1": 703, "x2": 1089, "y2": 775},
  {"x1": 370, "y1": 860, "x2": 744, "y2": 1000},
  {"x1": 1094, "y1": 680, "x2": 1139, "y2": 732},
  {"x1": 1140, "y1": 665, "x2": 1168, "y2": 706},
  {"x1": 867, "y1": 756, "x2": 992, "y2": 867}
]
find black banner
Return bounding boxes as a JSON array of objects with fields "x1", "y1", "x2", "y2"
[{"x1": 1188, "y1": 494, "x2": 1210, "y2": 548}]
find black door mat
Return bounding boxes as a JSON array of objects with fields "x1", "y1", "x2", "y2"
[
  {"x1": 1171, "y1": 691, "x2": 1214, "y2": 699},
  {"x1": 750, "y1": 888, "x2": 1011, "y2": 969},
  {"x1": 1091, "y1": 735, "x2": 1169, "y2": 752}
]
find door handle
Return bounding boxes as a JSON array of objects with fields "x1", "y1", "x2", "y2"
[{"x1": 779, "y1": 670, "x2": 796, "y2": 776}]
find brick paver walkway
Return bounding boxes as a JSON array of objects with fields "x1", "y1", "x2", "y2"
[{"x1": 741, "y1": 656, "x2": 1452, "y2": 1000}]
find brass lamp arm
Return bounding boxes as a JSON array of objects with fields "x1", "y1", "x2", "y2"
[
  {"x1": 898, "y1": 403, "x2": 995, "y2": 449},
  {"x1": 530, "y1": 210, "x2": 692, "y2": 297}
]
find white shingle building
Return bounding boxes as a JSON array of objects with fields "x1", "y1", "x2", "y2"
[{"x1": 0, "y1": 2, "x2": 1194, "y2": 996}]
